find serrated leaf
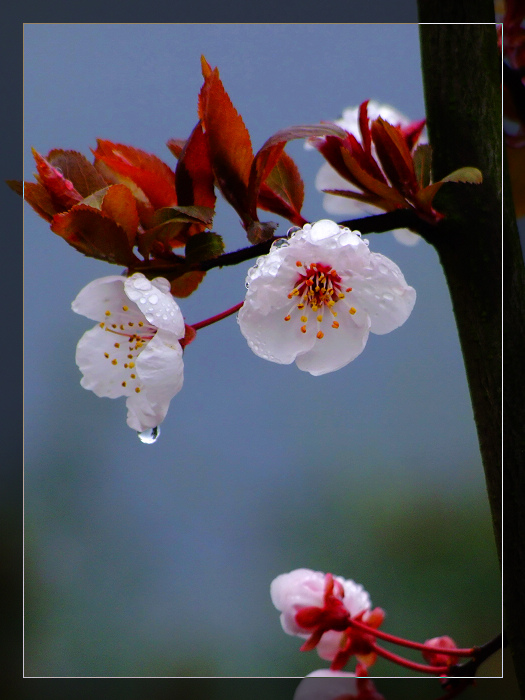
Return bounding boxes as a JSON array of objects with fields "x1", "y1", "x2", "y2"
[
  {"x1": 46, "y1": 149, "x2": 107, "y2": 196},
  {"x1": 152, "y1": 205, "x2": 214, "y2": 226},
  {"x1": 170, "y1": 270, "x2": 206, "y2": 298},
  {"x1": 50, "y1": 204, "x2": 139, "y2": 265},
  {"x1": 248, "y1": 123, "x2": 346, "y2": 220},
  {"x1": 15, "y1": 181, "x2": 59, "y2": 221},
  {"x1": 185, "y1": 231, "x2": 224, "y2": 264},
  {"x1": 199, "y1": 65, "x2": 253, "y2": 219},
  {"x1": 358, "y1": 101, "x2": 372, "y2": 155},
  {"x1": 101, "y1": 184, "x2": 140, "y2": 246},
  {"x1": 258, "y1": 183, "x2": 307, "y2": 227},
  {"x1": 166, "y1": 138, "x2": 186, "y2": 160},
  {"x1": 32, "y1": 148, "x2": 84, "y2": 209},
  {"x1": 340, "y1": 147, "x2": 408, "y2": 207},
  {"x1": 258, "y1": 151, "x2": 305, "y2": 225},
  {"x1": 175, "y1": 121, "x2": 216, "y2": 210},
  {"x1": 92, "y1": 140, "x2": 177, "y2": 209},
  {"x1": 413, "y1": 144, "x2": 432, "y2": 188},
  {"x1": 441, "y1": 167, "x2": 483, "y2": 184},
  {"x1": 371, "y1": 118, "x2": 417, "y2": 196}
]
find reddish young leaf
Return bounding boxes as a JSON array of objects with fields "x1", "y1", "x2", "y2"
[
  {"x1": 93, "y1": 140, "x2": 177, "y2": 209},
  {"x1": 50, "y1": 204, "x2": 139, "y2": 265},
  {"x1": 258, "y1": 184, "x2": 308, "y2": 227},
  {"x1": 322, "y1": 187, "x2": 390, "y2": 209},
  {"x1": 340, "y1": 147, "x2": 408, "y2": 207},
  {"x1": 255, "y1": 150, "x2": 307, "y2": 226},
  {"x1": 169, "y1": 270, "x2": 206, "y2": 298},
  {"x1": 402, "y1": 118, "x2": 426, "y2": 151},
  {"x1": 46, "y1": 149, "x2": 107, "y2": 196},
  {"x1": 166, "y1": 138, "x2": 186, "y2": 160},
  {"x1": 32, "y1": 148, "x2": 84, "y2": 209},
  {"x1": 198, "y1": 63, "x2": 254, "y2": 221},
  {"x1": 175, "y1": 121, "x2": 216, "y2": 209},
  {"x1": 101, "y1": 184, "x2": 140, "y2": 247},
  {"x1": 370, "y1": 118, "x2": 417, "y2": 196},
  {"x1": 248, "y1": 123, "x2": 347, "y2": 219},
  {"x1": 358, "y1": 100, "x2": 373, "y2": 156},
  {"x1": 11, "y1": 181, "x2": 60, "y2": 221}
]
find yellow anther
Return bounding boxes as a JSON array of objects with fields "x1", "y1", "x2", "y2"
[
  {"x1": 297, "y1": 303, "x2": 305, "y2": 310},
  {"x1": 135, "y1": 387, "x2": 141, "y2": 393},
  {"x1": 122, "y1": 381, "x2": 127, "y2": 387},
  {"x1": 317, "y1": 315, "x2": 323, "y2": 322},
  {"x1": 128, "y1": 354, "x2": 133, "y2": 359},
  {"x1": 287, "y1": 293, "x2": 293, "y2": 299},
  {"x1": 105, "y1": 310, "x2": 111, "y2": 317},
  {"x1": 296, "y1": 260, "x2": 302, "y2": 267},
  {"x1": 122, "y1": 305, "x2": 129, "y2": 311},
  {"x1": 284, "y1": 315, "x2": 291, "y2": 321},
  {"x1": 349, "y1": 307, "x2": 357, "y2": 315},
  {"x1": 124, "y1": 363, "x2": 128, "y2": 368},
  {"x1": 327, "y1": 300, "x2": 335, "y2": 307},
  {"x1": 111, "y1": 324, "x2": 117, "y2": 329},
  {"x1": 311, "y1": 304, "x2": 318, "y2": 311},
  {"x1": 114, "y1": 343, "x2": 120, "y2": 348},
  {"x1": 300, "y1": 325, "x2": 307, "y2": 334},
  {"x1": 111, "y1": 359, "x2": 118, "y2": 365},
  {"x1": 338, "y1": 293, "x2": 345, "y2": 299},
  {"x1": 104, "y1": 352, "x2": 109, "y2": 359},
  {"x1": 316, "y1": 331, "x2": 324, "y2": 339},
  {"x1": 99, "y1": 322, "x2": 104, "y2": 328},
  {"x1": 120, "y1": 325, "x2": 125, "y2": 331},
  {"x1": 300, "y1": 316, "x2": 308, "y2": 323},
  {"x1": 128, "y1": 362, "x2": 135, "y2": 369},
  {"x1": 128, "y1": 322, "x2": 134, "y2": 327},
  {"x1": 315, "y1": 285, "x2": 320, "y2": 292},
  {"x1": 130, "y1": 373, "x2": 136, "y2": 379},
  {"x1": 332, "y1": 321, "x2": 340, "y2": 329},
  {"x1": 138, "y1": 321, "x2": 144, "y2": 327}
]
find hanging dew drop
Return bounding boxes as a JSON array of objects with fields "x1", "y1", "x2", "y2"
[{"x1": 137, "y1": 426, "x2": 160, "y2": 444}]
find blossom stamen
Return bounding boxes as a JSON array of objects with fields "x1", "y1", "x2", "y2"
[{"x1": 286, "y1": 261, "x2": 346, "y2": 336}]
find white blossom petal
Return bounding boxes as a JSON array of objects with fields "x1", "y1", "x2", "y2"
[{"x1": 239, "y1": 221, "x2": 415, "y2": 375}]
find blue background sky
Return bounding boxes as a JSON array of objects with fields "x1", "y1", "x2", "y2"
[{"x1": 23, "y1": 24, "x2": 501, "y2": 678}]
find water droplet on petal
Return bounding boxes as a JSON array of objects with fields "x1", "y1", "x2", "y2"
[
  {"x1": 137, "y1": 426, "x2": 160, "y2": 444},
  {"x1": 148, "y1": 294, "x2": 159, "y2": 305},
  {"x1": 133, "y1": 277, "x2": 152, "y2": 291},
  {"x1": 383, "y1": 292, "x2": 394, "y2": 301}
]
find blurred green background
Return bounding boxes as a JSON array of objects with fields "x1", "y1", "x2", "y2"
[{"x1": 23, "y1": 23, "x2": 503, "y2": 685}]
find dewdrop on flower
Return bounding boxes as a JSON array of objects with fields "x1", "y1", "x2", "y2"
[{"x1": 238, "y1": 220, "x2": 416, "y2": 376}]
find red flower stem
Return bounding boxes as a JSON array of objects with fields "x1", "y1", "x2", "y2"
[
  {"x1": 191, "y1": 302, "x2": 244, "y2": 331},
  {"x1": 347, "y1": 618, "x2": 475, "y2": 657},
  {"x1": 371, "y1": 642, "x2": 449, "y2": 675}
]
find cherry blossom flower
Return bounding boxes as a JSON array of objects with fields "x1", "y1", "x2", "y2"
[
  {"x1": 310, "y1": 101, "x2": 425, "y2": 245},
  {"x1": 72, "y1": 272, "x2": 185, "y2": 433},
  {"x1": 271, "y1": 568, "x2": 371, "y2": 638},
  {"x1": 238, "y1": 220, "x2": 416, "y2": 376}
]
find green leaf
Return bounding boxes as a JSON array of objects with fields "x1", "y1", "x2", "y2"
[
  {"x1": 185, "y1": 231, "x2": 225, "y2": 264},
  {"x1": 441, "y1": 167, "x2": 483, "y2": 184}
]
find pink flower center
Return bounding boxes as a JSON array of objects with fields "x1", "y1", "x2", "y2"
[{"x1": 284, "y1": 262, "x2": 354, "y2": 337}]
